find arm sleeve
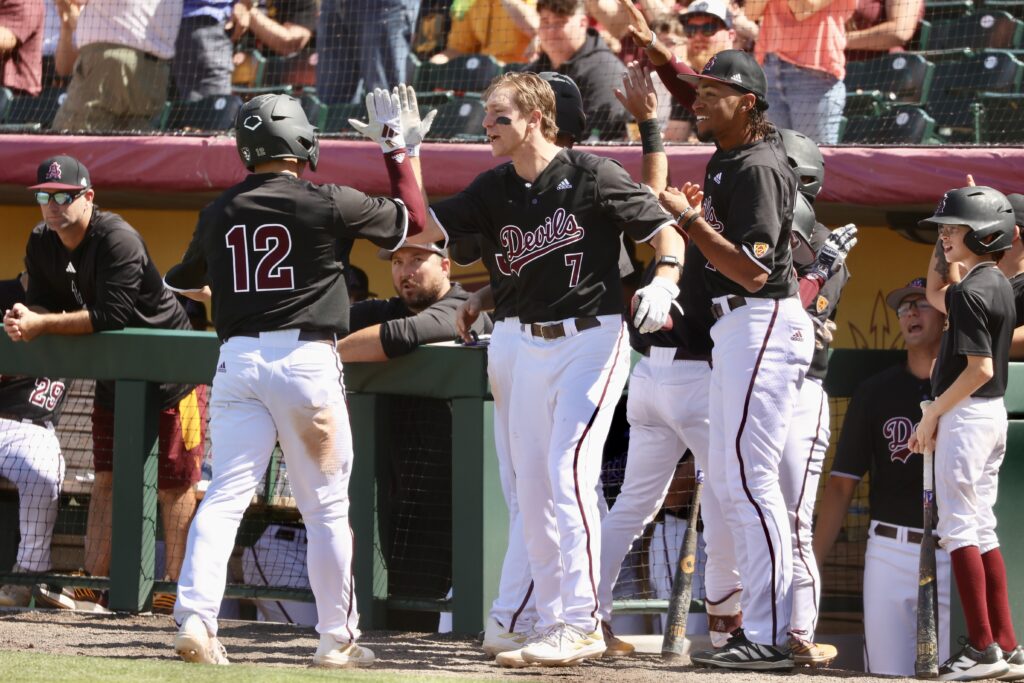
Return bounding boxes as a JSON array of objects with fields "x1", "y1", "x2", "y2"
[
  {"x1": 949, "y1": 289, "x2": 994, "y2": 357},
  {"x1": 429, "y1": 173, "x2": 492, "y2": 242},
  {"x1": 831, "y1": 388, "x2": 872, "y2": 479},
  {"x1": 330, "y1": 185, "x2": 408, "y2": 251},
  {"x1": 89, "y1": 231, "x2": 147, "y2": 331},
  {"x1": 725, "y1": 165, "x2": 788, "y2": 274},
  {"x1": 379, "y1": 297, "x2": 462, "y2": 358},
  {"x1": 654, "y1": 56, "x2": 698, "y2": 113},
  {"x1": 595, "y1": 157, "x2": 675, "y2": 243},
  {"x1": 164, "y1": 213, "x2": 210, "y2": 292},
  {"x1": 24, "y1": 235, "x2": 61, "y2": 310}
]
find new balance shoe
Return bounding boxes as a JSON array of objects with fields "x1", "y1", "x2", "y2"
[
  {"x1": 482, "y1": 617, "x2": 532, "y2": 656},
  {"x1": 174, "y1": 613, "x2": 229, "y2": 665},
  {"x1": 1000, "y1": 645, "x2": 1024, "y2": 682},
  {"x1": 602, "y1": 622, "x2": 635, "y2": 658},
  {"x1": 939, "y1": 642, "x2": 1010, "y2": 681},
  {"x1": 520, "y1": 623, "x2": 606, "y2": 666},
  {"x1": 690, "y1": 629, "x2": 794, "y2": 671},
  {"x1": 33, "y1": 583, "x2": 109, "y2": 612},
  {"x1": 312, "y1": 634, "x2": 375, "y2": 668},
  {"x1": 788, "y1": 635, "x2": 838, "y2": 667}
]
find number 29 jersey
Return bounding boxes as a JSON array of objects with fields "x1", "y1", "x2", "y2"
[{"x1": 165, "y1": 173, "x2": 408, "y2": 339}]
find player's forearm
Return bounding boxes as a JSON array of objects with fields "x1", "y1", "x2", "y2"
[
  {"x1": 811, "y1": 475, "x2": 859, "y2": 567},
  {"x1": 686, "y1": 221, "x2": 769, "y2": 292},
  {"x1": 385, "y1": 150, "x2": 426, "y2": 238},
  {"x1": 926, "y1": 239, "x2": 956, "y2": 314},
  {"x1": 473, "y1": 285, "x2": 496, "y2": 312},
  {"x1": 930, "y1": 356, "x2": 994, "y2": 418},
  {"x1": 798, "y1": 273, "x2": 825, "y2": 308},
  {"x1": 649, "y1": 226, "x2": 685, "y2": 285},
  {"x1": 248, "y1": 11, "x2": 311, "y2": 54},
  {"x1": 845, "y1": 21, "x2": 913, "y2": 50},
  {"x1": 402, "y1": 156, "x2": 446, "y2": 245},
  {"x1": 500, "y1": 0, "x2": 539, "y2": 37},
  {"x1": 36, "y1": 310, "x2": 95, "y2": 337},
  {"x1": 337, "y1": 326, "x2": 389, "y2": 363},
  {"x1": 181, "y1": 286, "x2": 212, "y2": 303}
]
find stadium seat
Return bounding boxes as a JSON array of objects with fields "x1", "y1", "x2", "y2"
[
  {"x1": 163, "y1": 95, "x2": 243, "y2": 131},
  {"x1": 924, "y1": 0, "x2": 975, "y2": 21},
  {"x1": 927, "y1": 50, "x2": 1023, "y2": 140},
  {"x1": 413, "y1": 53, "x2": 501, "y2": 93},
  {"x1": 927, "y1": 11, "x2": 1024, "y2": 52},
  {"x1": 842, "y1": 105, "x2": 939, "y2": 143},
  {"x1": 978, "y1": 91, "x2": 1024, "y2": 141},
  {"x1": 321, "y1": 102, "x2": 367, "y2": 134},
  {"x1": 426, "y1": 95, "x2": 486, "y2": 140},
  {"x1": 0, "y1": 87, "x2": 67, "y2": 131},
  {"x1": 981, "y1": 0, "x2": 1024, "y2": 19},
  {"x1": 844, "y1": 53, "x2": 936, "y2": 115},
  {"x1": 908, "y1": 19, "x2": 934, "y2": 50}
]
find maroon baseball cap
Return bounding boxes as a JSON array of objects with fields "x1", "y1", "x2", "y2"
[
  {"x1": 885, "y1": 277, "x2": 927, "y2": 311},
  {"x1": 29, "y1": 155, "x2": 92, "y2": 191},
  {"x1": 677, "y1": 49, "x2": 768, "y2": 105}
]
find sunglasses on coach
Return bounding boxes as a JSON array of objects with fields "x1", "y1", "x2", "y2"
[
  {"x1": 683, "y1": 22, "x2": 725, "y2": 37},
  {"x1": 34, "y1": 189, "x2": 86, "y2": 206}
]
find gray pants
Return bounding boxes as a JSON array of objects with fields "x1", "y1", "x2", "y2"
[{"x1": 172, "y1": 15, "x2": 233, "y2": 102}]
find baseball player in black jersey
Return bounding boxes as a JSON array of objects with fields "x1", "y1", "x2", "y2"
[
  {"x1": 0, "y1": 273, "x2": 68, "y2": 607},
  {"x1": 164, "y1": 93, "x2": 425, "y2": 668},
  {"x1": 4, "y1": 155, "x2": 204, "y2": 612},
  {"x1": 911, "y1": 187, "x2": 1022, "y2": 681},
  {"x1": 658, "y1": 50, "x2": 814, "y2": 670},
  {"x1": 815, "y1": 277, "x2": 952, "y2": 676},
  {"x1": 374, "y1": 72, "x2": 685, "y2": 666}
]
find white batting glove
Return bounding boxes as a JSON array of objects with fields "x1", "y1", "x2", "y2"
[
  {"x1": 348, "y1": 88, "x2": 405, "y2": 153},
  {"x1": 631, "y1": 276, "x2": 680, "y2": 334},
  {"x1": 394, "y1": 84, "x2": 437, "y2": 156},
  {"x1": 807, "y1": 223, "x2": 858, "y2": 280}
]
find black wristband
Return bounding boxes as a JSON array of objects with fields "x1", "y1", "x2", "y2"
[
  {"x1": 638, "y1": 118, "x2": 664, "y2": 155},
  {"x1": 681, "y1": 211, "x2": 700, "y2": 231}
]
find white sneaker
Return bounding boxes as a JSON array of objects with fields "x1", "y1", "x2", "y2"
[
  {"x1": 174, "y1": 613, "x2": 229, "y2": 665},
  {"x1": 939, "y1": 642, "x2": 1010, "y2": 681},
  {"x1": 482, "y1": 617, "x2": 532, "y2": 656},
  {"x1": 495, "y1": 648, "x2": 533, "y2": 668},
  {"x1": 521, "y1": 623, "x2": 606, "y2": 666},
  {"x1": 312, "y1": 634, "x2": 375, "y2": 668}
]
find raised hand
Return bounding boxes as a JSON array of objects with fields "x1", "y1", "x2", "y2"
[
  {"x1": 394, "y1": 84, "x2": 437, "y2": 150},
  {"x1": 349, "y1": 88, "x2": 406, "y2": 153},
  {"x1": 808, "y1": 223, "x2": 858, "y2": 280},
  {"x1": 614, "y1": 61, "x2": 659, "y2": 123}
]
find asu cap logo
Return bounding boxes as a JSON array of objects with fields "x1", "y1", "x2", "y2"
[
  {"x1": 702, "y1": 54, "x2": 717, "y2": 74},
  {"x1": 46, "y1": 162, "x2": 62, "y2": 181}
]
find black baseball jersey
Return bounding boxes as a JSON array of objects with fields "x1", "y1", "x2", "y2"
[
  {"x1": 348, "y1": 282, "x2": 493, "y2": 357},
  {"x1": 931, "y1": 263, "x2": 1014, "y2": 399},
  {"x1": 700, "y1": 131, "x2": 799, "y2": 300},
  {"x1": 627, "y1": 242, "x2": 713, "y2": 361},
  {"x1": 24, "y1": 208, "x2": 194, "y2": 411},
  {"x1": 165, "y1": 173, "x2": 407, "y2": 340},
  {"x1": 801, "y1": 224, "x2": 850, "y2": 381},
  {"x1": 832, "y1": 364, "x2": 934, "y2": 528},
  {"x1": 430, "y1": 148, "x2": 673, "y2": 324},
  {"x1": 0, "y1": 278, "x2": 68, "y2": 426},
  {"x1": 1009, "y1": 271, "x2": 1024, "y2": 326}
]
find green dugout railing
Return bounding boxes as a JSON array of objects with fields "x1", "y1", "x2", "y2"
[{"x1": 2, "y1": 331, "x2": 1024, "y2": 640}]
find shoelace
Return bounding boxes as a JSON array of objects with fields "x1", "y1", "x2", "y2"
[{"x1": 532, "y1": 624, "x2": 565, "y2": 649}]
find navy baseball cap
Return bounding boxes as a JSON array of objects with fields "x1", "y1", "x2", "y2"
[
  {"x1": 678, "y1": 49, "x2": 768, "y2": 105},
  {"x1": 539, "y1": 72, "x2": 587, "y2": 142},
  {"x1": 885, "y1": 277, "x2": 927, "y2": 311},
  {"x1": 1007, "y1": 193, "x2": 1024, "y2": 228},
  {"x1": 29, "y1": 155, "x2": 92, "y2": 191}
]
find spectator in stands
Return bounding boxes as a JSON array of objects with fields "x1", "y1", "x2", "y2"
[
  {"x1": 231, "y1": 0, "x2": 316, "y2": 87},
  {"x1": 0, "y1": 0, "x2": 43, "y2": 96},
  {"x1": 4, "y1": 155, "x2": 205, "y2": 612},
  {"x1": 813, "y1": 278, "x2": 951, "y2": 675},
  {"x1": 845, "y1": 0, "x2": 924, "y2": 62},
  {"x1": 527, "y1": 0, "x2": 628, "y2": 140},
  {"x1": 582, "y1": 0, "x2": 673, "y2": 63},
  {"x1": 316, "y1": 0, "x2": 421, "y2": 105},
  {"x1": 51, "y1": 0, "x2": 182, "y2": 131},
  {"x1": 0, "y1": 271, "x2": 67, "y2": 608},
  {"x1": 747, "y1": 0, "x2": 857, "y2": 143},
  {"x1": 172, "y1": 1, "x2": 234, "y2": 101},
  {"x1": 430, "y1": 0, "x2": 539, "y2": 66}
]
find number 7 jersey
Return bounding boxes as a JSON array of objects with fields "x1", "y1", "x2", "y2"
[{"x1": 165, "y1": 173, "x2": 409, "y2": 339}]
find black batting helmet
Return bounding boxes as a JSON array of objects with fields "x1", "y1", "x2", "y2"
[
  {"x1": 235, "y1": 94, "x2": 320, "y2": 172},
  {"x1": 791, "y1": 193, "x2": 817, "y2": 266},
  {"x1": 918, "y1": 186, "x2": 1016, "y2": 255},
  {"x1": 780, "y1": 128, "x2": 825, "y2": 202},
  {"x1": 539, "y1": 72, "x2": 587, "y2": 143}
]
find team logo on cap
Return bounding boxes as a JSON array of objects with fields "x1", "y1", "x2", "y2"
[
  {"x1": 816, "y1": 295, "x2": 829, "y2": 314},
  {"x1": 46, "y1": 162, "x2": 62, "y2": 180},
  {"x1": 731, "y1": 74, "x2": 743, "y2": 83},
  {"x1": 702, "y1": 55, "x2": 717, "y2": 74},
  {"x1": 753, "y1": 242, "x2": 769, "y2": 258},
  {"x1": 936, "y1": 192, "x2": 949, "y2": 214}
]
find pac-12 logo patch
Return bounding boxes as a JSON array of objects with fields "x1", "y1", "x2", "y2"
[
  {"x1": 753, "y1": 242, "x2": 769, "y2": 258},
  {"x1": 816, "y1": 295, "x2": 828, "y2": 314}
]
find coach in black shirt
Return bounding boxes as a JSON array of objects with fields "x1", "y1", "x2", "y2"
[{"x1": 3, "y1": 155, "x2": 204, "y2": 610}]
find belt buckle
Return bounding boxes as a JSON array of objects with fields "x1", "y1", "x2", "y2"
[{"x1": 542, "y1": 323, "x2": 564, "y2": 340}]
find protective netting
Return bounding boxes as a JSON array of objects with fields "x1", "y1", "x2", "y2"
[{"x1": 0, "y1": 1, "x2": 1020, "y2": 143}]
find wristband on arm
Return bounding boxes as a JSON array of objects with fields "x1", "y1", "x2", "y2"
[{"x1": 638, "y1": 118, "x2": 664, "y2": 155}]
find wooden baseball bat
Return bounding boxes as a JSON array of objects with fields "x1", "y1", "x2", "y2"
[
  {"x1": 662, "y1": 469, "x2": 703, "y2": 661},
  {"x1": 916, "y1": 400, "x2": 939, "y2": 679}
]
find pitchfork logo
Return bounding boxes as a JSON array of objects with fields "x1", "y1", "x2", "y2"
[
  {"x1": 883, "y1": 416, "x2": 919, "y2": 463},
  {"x1": 703, "y1": 55, "x2": 717, "y2": 74},
  {"x1": 46, "y1": 162, "x2": 62, "y2": 180},
  {"x1": 496, "y1": 208, "x2": 584, "y2": 276}
]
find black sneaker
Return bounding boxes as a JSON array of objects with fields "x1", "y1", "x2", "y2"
[
  {"x1": 999, "y1": 645, "x2": 1024, "y2": 682},
  {"x1": 690, "y1": 629, "x2": 794, "y2": 671},
  {"x1": 939, "y1": 641, "x2": 1010, "y2": 681}
]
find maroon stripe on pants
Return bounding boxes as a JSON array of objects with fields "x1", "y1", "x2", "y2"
[
  {"x1": 510, "y1": 580, "x2": 534, "y2": 632},
  {"x1": 733, "y1": 300, "x2": 781, "y2": 646},
  {"x1": 572, "y1": 324, "x2": 625, "y2": 631},
  {"x1": 794, "y1": 386, "x2": 826, "y2": 630}
]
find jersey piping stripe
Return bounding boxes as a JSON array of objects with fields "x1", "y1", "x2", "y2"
[
  {"x1": 572, "y1": 323, "x2": 626, "y2": 632},
  {"x1": 509, "y1": 580, "x2": 534, "y2": 632},
  {"x1": 794, "y1": 383, "x2": 827, "y2": 632},
  {"x1": 427, "y1": 208, "x2": 451, "y2": 249},
  {"x1": 634, "y1": 219, "x2": 677, "y2": 244},
  {"x1": 732, "y1": 299, "x2": 781, "y2": 646}
]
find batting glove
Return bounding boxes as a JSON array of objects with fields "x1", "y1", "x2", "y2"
[
  {"x1": 349, "y1": 88, "x2": 406, "y2": 154},
  {"x1": 807, "y1": 223, "x2": 858, "y2": 280},
  {"x1": 631, "y1": 276, "x2": 680, "y2": 334},
  {"x1": 394, "y1": 84, "x2": 437, "y2": 156}
]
